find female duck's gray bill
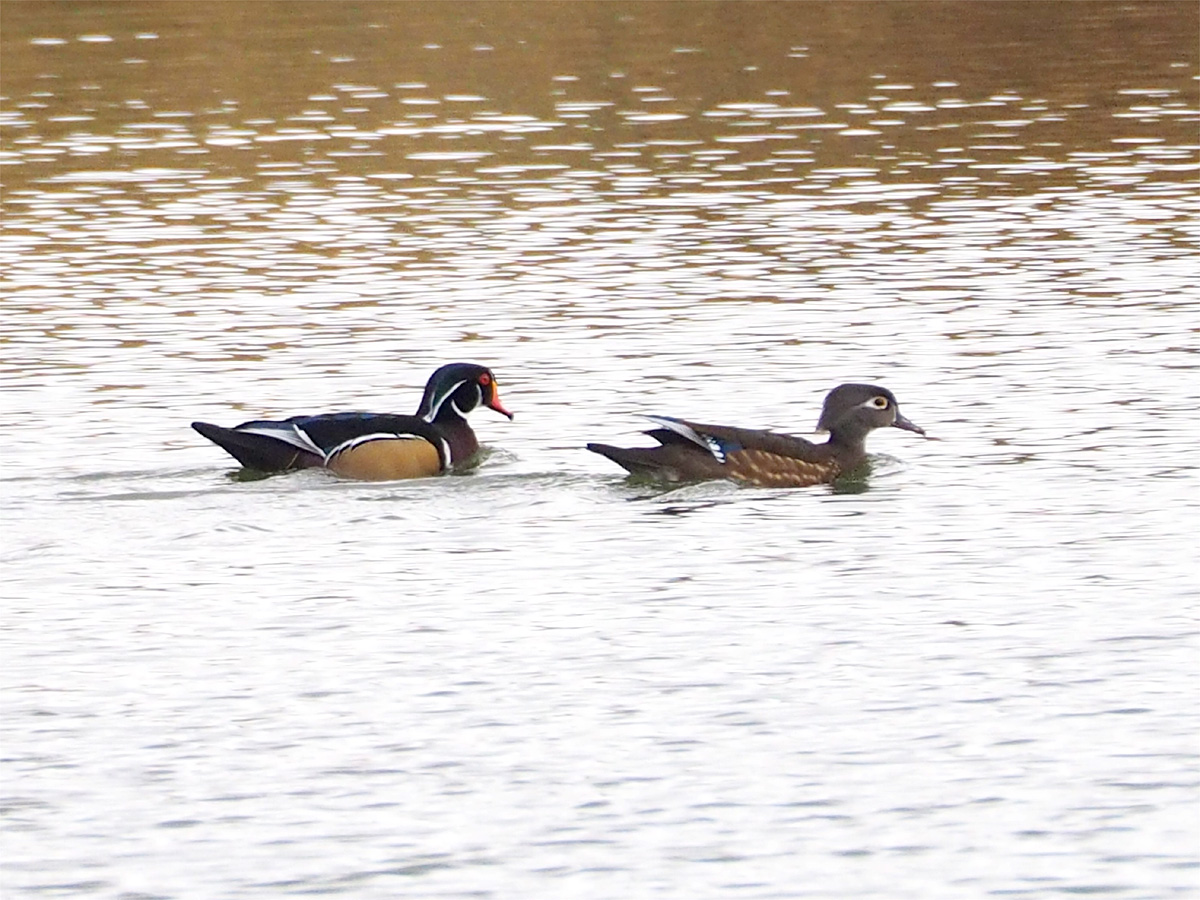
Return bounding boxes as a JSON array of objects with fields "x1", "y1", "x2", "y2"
[{"x1": 893, "y1": 412, "x2": 925, "y2": 436}]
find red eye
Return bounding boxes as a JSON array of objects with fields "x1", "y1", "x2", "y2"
[{"x1": 478, "y1": 373, "x2": 491, "y2": 386}]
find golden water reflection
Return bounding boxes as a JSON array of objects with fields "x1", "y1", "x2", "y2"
[
  {"x1": 0, "y1": 1, "x2": 1196, "y2": 473},
  {"x1": 3, "y1": 7, "x2": 1199, "y2": 898}
]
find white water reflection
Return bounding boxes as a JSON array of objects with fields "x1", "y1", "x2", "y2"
[{"x1": 2, "y1": 2, "x2": 1198, "y2": 899}]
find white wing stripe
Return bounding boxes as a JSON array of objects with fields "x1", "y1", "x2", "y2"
[
  {"x1": 291, "y1": 424, "x2": 326, "y2": 457},
  {"x1": 644, "y1": 416, "x2": 725, "y2": 462},
  {"x1": 325, "y1": 432, "x2": 427, "y2": 461},
  {"x1": 237, "y1": 424, "x2": 324, "y2": 456}
]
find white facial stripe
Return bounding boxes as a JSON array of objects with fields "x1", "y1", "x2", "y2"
[
  {"x1": 446, "y1": 384, "x2": 484, "y2": 420},
  {"x1": 424, "y1": 379, "x2": 469, "y2": 423}
]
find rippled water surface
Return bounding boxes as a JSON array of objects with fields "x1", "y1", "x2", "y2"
[{"x1": 2, "y1": 3, "x2": 1198, "y2": 898}]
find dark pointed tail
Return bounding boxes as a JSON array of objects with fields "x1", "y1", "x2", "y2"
[
  {"x1": 587, "y1": 442, "x2": 670, "y2": 479},
  {"x1": 192, "y1": 422, "x2": 322, "y2": 472}
]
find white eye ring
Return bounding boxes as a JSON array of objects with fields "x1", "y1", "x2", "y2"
[{"x1": 871, "y1": 396, "x2": 889, "y2": 409}]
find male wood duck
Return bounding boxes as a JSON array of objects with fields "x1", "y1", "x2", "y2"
[
  {"x1": 192, "y1": 362, "x2": 513, "y2": 480},
  {"x1": 587, "y1": 383, "x2": 926, "y2": 488}
]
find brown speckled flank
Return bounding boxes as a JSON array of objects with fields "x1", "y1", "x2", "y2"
[{"x1": 724, "y1": 449, "x2": 841, "y2": 488}]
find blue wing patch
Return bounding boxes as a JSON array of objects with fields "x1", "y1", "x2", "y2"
[{"x1": 645, "y1": 416, "x2": 742, "y2": 464}]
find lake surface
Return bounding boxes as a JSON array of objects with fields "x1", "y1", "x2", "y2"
[{"x1": 2, "y1": 2, "x2": 1198, "y2": 898}]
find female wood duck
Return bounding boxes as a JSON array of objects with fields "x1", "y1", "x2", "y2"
[
  {"x1": 587, "y1": 383, "x2": 926, "y2": 488},
  {"x1": 192, "y1": 362, "x2": 513, "y2": 480}
]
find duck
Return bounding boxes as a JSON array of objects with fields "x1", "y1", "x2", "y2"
[
  {"x1": 192, "y1": 362, "x2": 512, "y2": 480},
  {"x1": 586, "y1": 383, "x2": 925, "y2": 488}
]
